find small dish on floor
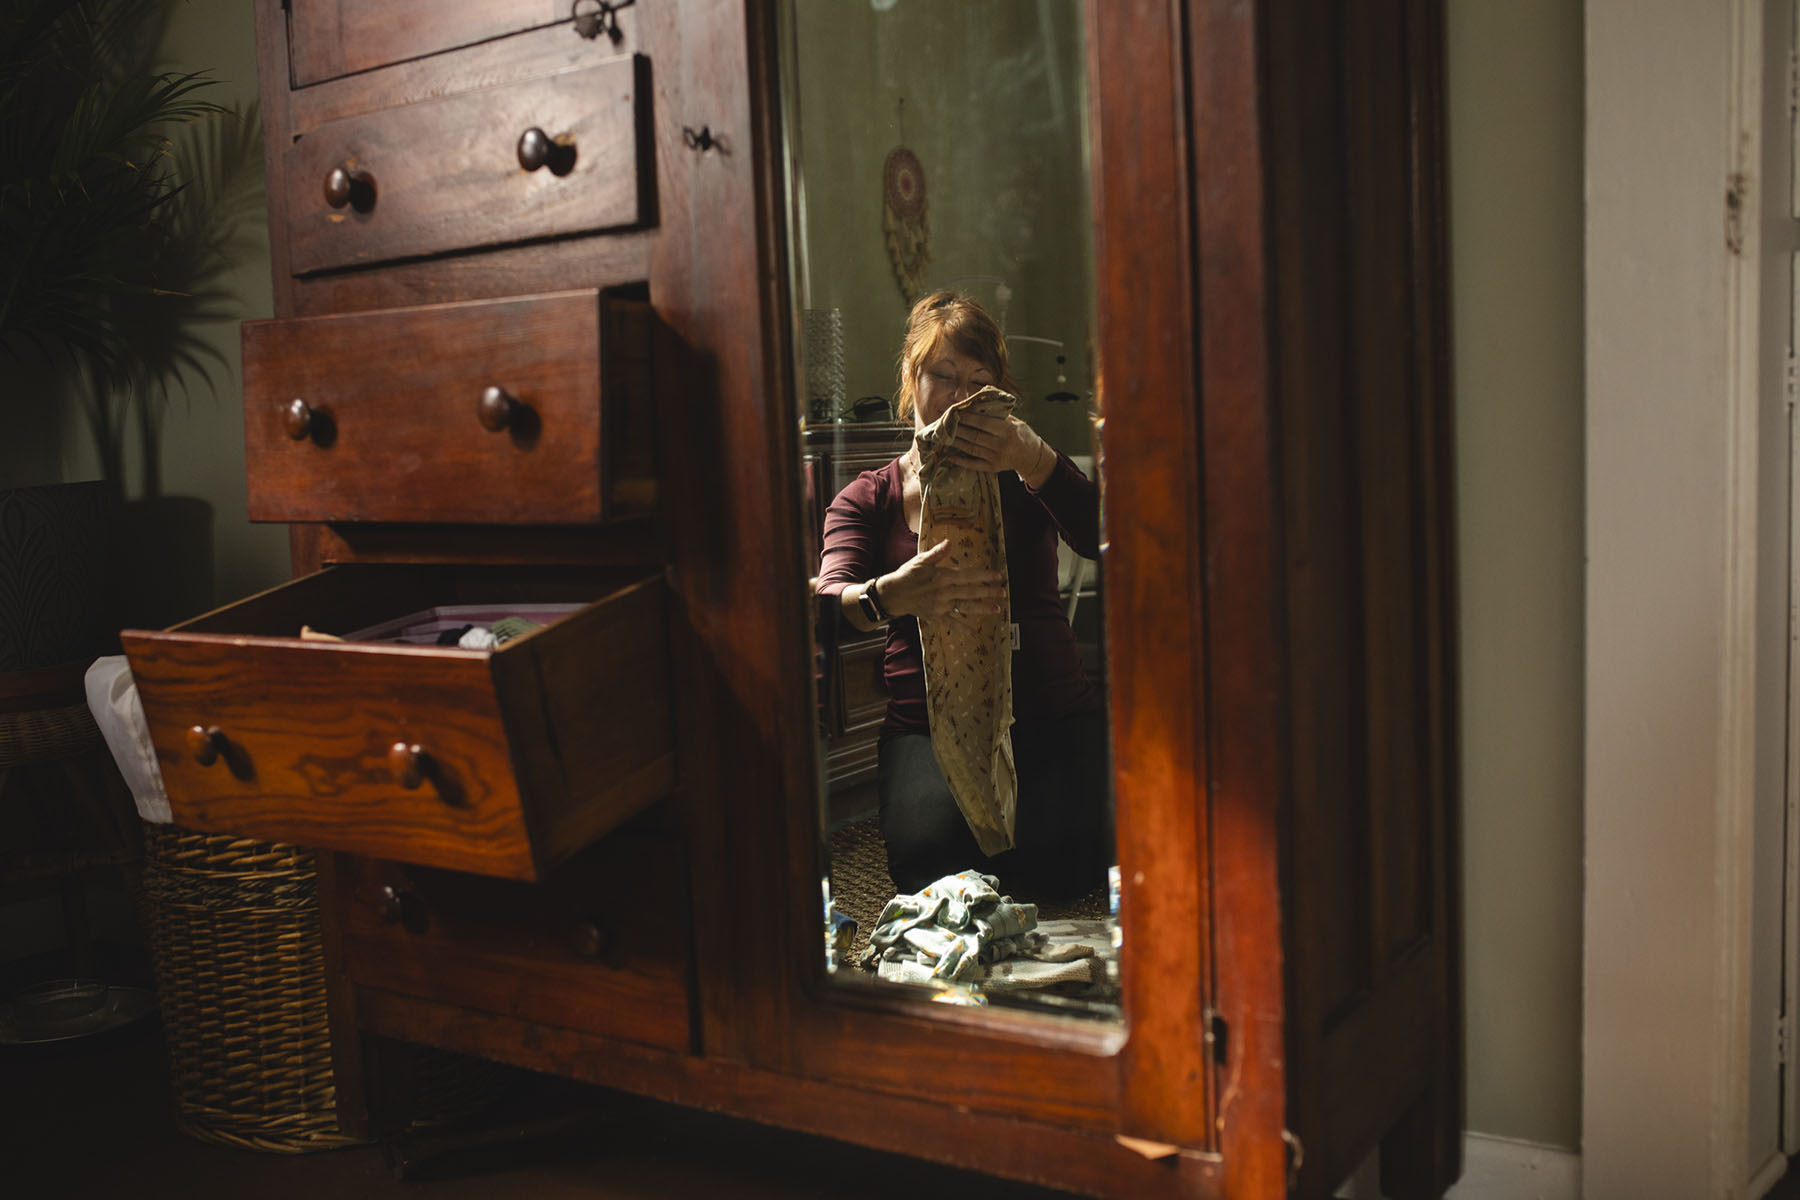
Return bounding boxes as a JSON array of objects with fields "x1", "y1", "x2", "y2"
[{"x1": 0, "y1": 979, "x2": 155, "y2": 1045}]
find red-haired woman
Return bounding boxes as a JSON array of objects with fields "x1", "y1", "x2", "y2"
[{"x1": 816, "y1": 290, "x2": 1107, "y2": 900}]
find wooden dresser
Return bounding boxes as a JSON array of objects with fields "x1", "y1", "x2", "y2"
[{"x1": 120, "y1": 3, "x2": 1464, "y2": 1198}]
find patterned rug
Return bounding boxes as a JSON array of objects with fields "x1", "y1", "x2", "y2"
[{"x1": 825, "y1": 815, "x2": 1110, "y2": 967}]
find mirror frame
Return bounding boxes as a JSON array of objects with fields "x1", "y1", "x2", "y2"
[{"x1": 741, "y1": 0, "x2": 1286, "y2": 1180}]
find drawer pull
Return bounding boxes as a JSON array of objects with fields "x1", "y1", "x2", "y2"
[
  {"x1": 516, "y1": 127, "x2": 575, "y2": 175},
  {"x1": 323, "y1": 165, "x2": 376, "y2": 212},
  {"x1": 570, "y1": 918, "x2": 612, "y2": 960},
  {"x1": 377, "y1": 885, "x2": 418, "y2": 927},
  {"x1": 187, "y1": 725, "x2": 226, "y2": 766},
  {"x1": 477, "y1": 385, "x2": 517, "y2": 431},
  {"x1": 389, "y1": 742, "x2": 427, "y2": 789},
  {"x1": 283, "y1": 398, "x2": 312, "y2": 440}
]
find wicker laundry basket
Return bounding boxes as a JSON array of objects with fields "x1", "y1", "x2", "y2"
[{"x1": 141, "y1": 824, "x2": 506, "y2": 1153}]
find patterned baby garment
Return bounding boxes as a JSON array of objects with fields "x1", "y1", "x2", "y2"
[{"x1": 913, "y1": 388, "x2": 1018, "y2": 855}]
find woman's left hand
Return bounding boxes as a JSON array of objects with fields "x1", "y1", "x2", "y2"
[{"x1": 945, "y1": 411, "x2": 1056, "y2": 488}]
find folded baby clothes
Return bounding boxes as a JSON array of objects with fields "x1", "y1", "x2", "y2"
[{"x1": 861, "y1": 870, "x2": 1038, "y2": 984}]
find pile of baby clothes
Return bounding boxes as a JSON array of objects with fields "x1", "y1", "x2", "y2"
[{"x1": 861, "y1": 870, "x2": 1105, "y2": 994}]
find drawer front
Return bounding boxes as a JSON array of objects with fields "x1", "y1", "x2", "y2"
[
  {"x1": 242, "y1": 290, "x2": 655, "y2": 524},
  {"x1": 836, "y1": 637, "x2": 888, "y2": 731},
  {"x1": 290, "y1": 0, "x2": 564, "y2": 88},
  {"x1": 285, "y1": 56, "x2": 651, "y2": 275},
  {"x1": 121, "y1": 565, "x2": 673, "y2": 881},
  {"x1": 338, "y1": 836, "x2": 692, "y2": 1052}
]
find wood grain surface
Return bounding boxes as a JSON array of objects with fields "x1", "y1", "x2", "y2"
[
  {"x1": 1261, "y1": 0, "x2": 1463, "y2": 1194},
  {"x1": 289, "y1": 0, "x2": 564, "y2": 87},
  {"x1": 242, "y1": 290, "x2": 653, "y2": 524},
  {"x1": 121, "y1": 566, "x2": 671, "y2": 881},
  {"x1": 232, "y1": 1, "x2": 1464, "y2": 1196},
  {"x1": 285, "y1": 56, "x2": 651, "y2": 275},
  {"x1": 337, "y1": 832, "x2": 693, "y2": 1051},
  {"x1": 352, "y1": 987, "x2": 1224, "y2": 1200}
]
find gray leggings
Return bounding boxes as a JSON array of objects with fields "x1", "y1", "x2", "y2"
[{"x1": 877, "y1": 710, "x2": 1112, "y2": 900}]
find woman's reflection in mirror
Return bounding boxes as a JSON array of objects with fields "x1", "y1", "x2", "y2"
[{"x1": 816, "y1": 290, "x2": 1107, "y2": 902}]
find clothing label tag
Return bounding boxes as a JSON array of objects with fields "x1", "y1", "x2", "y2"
[{"x1": 1011, "y1": 623, "x2": 1021, "y2": 650}]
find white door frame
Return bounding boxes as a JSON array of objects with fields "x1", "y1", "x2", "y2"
[{"x1": 1584, "y1": 0, "x2": 1767, "y2": 1196}]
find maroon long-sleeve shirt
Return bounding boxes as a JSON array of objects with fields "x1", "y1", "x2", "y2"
[{"x1": 817, "y1": 452, "x2": 1101, "y2": 742}]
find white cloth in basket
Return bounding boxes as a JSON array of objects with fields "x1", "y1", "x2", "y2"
[{"x1": 84, "y1": 655, "x2": 170, "y2": 824}]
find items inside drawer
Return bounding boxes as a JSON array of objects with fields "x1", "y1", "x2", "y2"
[
  {"x1": 307, "y1": 602, "x2": 586, "y2": 648},
  {"x1": 177, "y1": 563, "x2": 646, "y2": 642}
]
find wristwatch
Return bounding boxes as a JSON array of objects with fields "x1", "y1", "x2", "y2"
[{"x1": 857, "y1": 577, "x2": 889, "y2": 624}]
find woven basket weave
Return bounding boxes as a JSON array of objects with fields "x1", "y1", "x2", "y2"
[
  {"x1": 141, "y1": 824, "x2": 358, "y2": 1153},
  {"x1": 0, "y1": 700, "x2": 99, "y2": 769},
  {"x1": 141, "y1": 824, "x2": 511, "y2": 1153}
]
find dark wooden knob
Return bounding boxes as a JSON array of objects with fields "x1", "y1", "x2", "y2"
[
  {"x1": 323, "y1": 165, "x2": 374, "y2": 210},
  {"x1": 477, "y1": 386, "x2": 516, "y2": 431},
  {"x1": 187, "y1": 725, "x2": 224, "y2": 766},
  {"x1": 377, "y1": 885, "x2": 415, "y2": 926},
  {"x1": 570, "y1": 918, "x2": 611, "y2": 959},
  {"x1": 517, "y1": 127, "x2": 553, "y2": 171},
  {"x1": 388, "y1": 742, "x2": 425, "y2": 789},
  {"x1": 283, "y1": 398, "x2": 312, "y2": 440}
]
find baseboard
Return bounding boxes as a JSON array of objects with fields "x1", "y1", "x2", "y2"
[
  {"x1": 1335, "y1": 1132, "x2": 1580, "y2": 1200},
  {"x1": 1748, "y1": 1149, "x2": 1788, "y2": 1200}
]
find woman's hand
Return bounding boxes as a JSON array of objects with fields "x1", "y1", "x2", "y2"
[
  {"x1": 879, "y1": 539, "x2": 1006, "y2": 630},
  {"x1": 940, "y1": 410, "x2": 1056, "y2": 488}
]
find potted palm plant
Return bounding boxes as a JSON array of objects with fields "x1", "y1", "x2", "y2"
[{"x1": 0, "y1": 0, "x2": 264, "y2": 660}]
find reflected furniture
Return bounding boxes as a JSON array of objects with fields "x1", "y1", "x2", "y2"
[{"x1": 118, "y1": 3, "x2": 1462, "y2": 1197}]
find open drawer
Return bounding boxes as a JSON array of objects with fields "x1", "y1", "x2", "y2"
[{"x1": 119, "y1": 564, "x2": 671, "y2": 881}]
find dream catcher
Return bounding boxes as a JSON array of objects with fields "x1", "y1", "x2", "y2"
[{"x1": 882, "y1": 144, "x2": 930, "y2": 304}]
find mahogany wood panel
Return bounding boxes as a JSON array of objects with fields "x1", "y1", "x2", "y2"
[
  {"x1": 336, "y1": 835, "x2": 692, "y2": 1051},
  {"x1": 1089, "y1": 0, "x2": 1219, "y2": 1157},
  {"x1": 1179, "y1": 0, "x2": 1318, "y2": 1192},
  {"x1": 836, "y1": 639, "x2": 887, "y2": 729},
  {"x1": 289, "y1": 228, "x2": 653, "y2": 318},
  {"x1": 296, "y1": 519, "x2": 664, "y2": 570},
  {"x1": 1381, "y1": 0, "x2": 1463, "y2": 1195},
  {"x1": 352, "y1": 987, "x2": 1224, "y2": 1200},
  {"x1": 234, "y1": 2, "x2": 1465, "y2": 1196},
  {"x1": 284, "y1": 56, "x2": 652, "y2": 275},
  {"x1": 289, "y1": 0, "x2": 563, "y2": 88},
  {"x1": 242, "y1": 290, "x2": 654, "y2": 525},
  {"x1": 288, "y1": 20, "x2": 644, "y2": 137},
  {"x1": 785, "y1": 997, "x2": 1118, "y2": 1132},
  {"x1": 119, "y1": 567, "x2": 670, "y2": 881},
  {"x1": 1262, "y1": 0, "x2": 1462, "y2": 1194},
  {"x1": 643, "y1": 0, "x2": 807, "y2": 1070},
  {"x1": 315, "y1": 851, "x2": 420, "y2": 1139}
]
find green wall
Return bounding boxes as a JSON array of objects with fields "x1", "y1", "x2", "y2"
[
  {"x1": 1447, "y1": 0, "x2": 1584, "y2": 1149},
  {"x1": 58, "y1": 0, "x2": 288, "y2": 610}
]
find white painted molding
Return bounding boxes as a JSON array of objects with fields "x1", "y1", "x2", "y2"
[
  {"x1": 1334, "y1": 1135, "x2": 1580, "y2": 1200},
  {"x1": 1584, "y1": 0, "x2": 1767, "y2": 1196}
]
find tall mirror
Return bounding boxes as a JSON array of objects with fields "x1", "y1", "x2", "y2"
[{"x1": 779, "y1": 0, "x2": 1118, "y2": 1020}]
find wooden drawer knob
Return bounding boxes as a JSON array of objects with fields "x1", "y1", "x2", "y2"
[
  {"x1": 283, "y1": 398, "x2": 312, "y2": 440},
  {"x1": 377, "y1": 885, "x2": 417, "y2": 927},
  {"x1": 187, "y1": 725, "x2": 226, "y2": 766},
  {"x1": 517, "y1": 126, "x2": 553, "y2": 171},
  {"x1": 477, "y1": 386, "x2": 517, "y2": 431},
  {"x1": 323, "y1": 165, "x2": 376, "y2": 211},
  {"x1": 388, "y1": 742, "x2": 427, "y2": 789},
  {"x1": 570, "y1": 918, "x2": 611, "y2": 959},
  {"x1": 517, "y1": 127, "x2": 575, "y2": 174}
]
